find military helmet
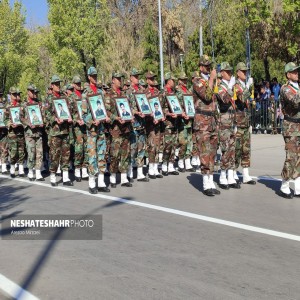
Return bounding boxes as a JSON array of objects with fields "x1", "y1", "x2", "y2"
[
  {"x1": 220, "y1": 62, "x2": 233, "y2": 71},
  {"x1": 199, "y1": 55, "x2": 212, "y2": 66},
  {"x1": 236, "y1": 62, "x2": 249, "y2": 71},
  {"x1": 285, "y1": 62, "x2": 300, "y2": 73}
]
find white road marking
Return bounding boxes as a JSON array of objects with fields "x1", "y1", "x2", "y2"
[
  {"x1": 1, "y1": 175, "x2": 299, "y2": 242},
  {"x1": 0, "y1": 274, "x2": 39, "y2": 300}
]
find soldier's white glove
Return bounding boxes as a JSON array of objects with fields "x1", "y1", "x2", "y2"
[
  {"x1": 249, "y1": 125, "x2": 252, "y2": 133},
  {"x1": 228, "y1": 76, "x2": 236, "y2": 90},
  {"x1": 246, "y1": 77, "x2": 253, "y2": 89},
  {"x1": 233, "y1": 126, "x2": 237, "y2": 134}
]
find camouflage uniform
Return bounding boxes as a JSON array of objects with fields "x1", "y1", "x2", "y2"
[{"x1": 0, "y1": 98, "x2": 9, "y2": 173}]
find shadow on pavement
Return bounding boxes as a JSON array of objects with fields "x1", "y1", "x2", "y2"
[
  {"x1": 258, "y1": 177, "x2": 281, "y2": 193},
  {"x1": 187, "y1": 173, "x2": 202, "y2": 192}
]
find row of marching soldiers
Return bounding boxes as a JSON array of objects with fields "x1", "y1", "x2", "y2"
[{"x1": 0, "y1": 54, "x2": 256, "y2": 196}]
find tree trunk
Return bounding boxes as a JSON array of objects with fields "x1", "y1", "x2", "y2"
[
  {"x1": 79, "y1": 50, "x2": 88, "y2": 82},
  {"x1": 263, "y1": 53, "x2": 270, "y2": 82}
]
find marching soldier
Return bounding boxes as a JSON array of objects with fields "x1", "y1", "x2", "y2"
[
  {"x1": 0, "y1": 89, "x2": 9, "y2": 174},
  {"x1": 21, "y1": 84, "x2": 45, "y2": 181},
  {"x1": 216, "y1": 62, "x2": 240, "y2": 189},
  {"x1": 161, "y1": 72, "x2": 179, "y2": 176},
  {"x1": 176, "y1": 72, "x2": 195, "y2": 172},
  {"x1": 279, "y1": 62, "x2": 300, "y2": 198},
  {"x1": 234, "y1": 62, "x2": 256, "y2": 185},
  {"x1": 126, "y1": 68, "x2": 149, "y2": 182},
  {"x1": 45, "y1": 75, "x2": 73, "y2": 186},
  {"x1": 144, "y1": 71, "x2": 164, "y2": 179},
  {"x1": 106, "y1": 71, "x2": 133, "y2": 187},
  {"x1": 193, "y1": 55, "x2": 220, "y2": 196},
  {"x1": 5, "y1": 87, "x2": 25, "y2": 178}
]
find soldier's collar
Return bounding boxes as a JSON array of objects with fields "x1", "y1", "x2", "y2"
[
  {"x1": 289, "y1": 81, "x2": 299, "y2": 90},
  {"x1": 237, "y1": 79, "x2": 246, "y2": 88},
  {"x1": 201, "y1": 73, "x2": 209, "y2": 81},
  {"x1": 221, "y1": 79, "x2": 230, "y2": 86}
]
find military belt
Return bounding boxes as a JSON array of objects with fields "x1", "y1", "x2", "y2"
[
  {"x1": 195, "y1": 109, "x2": 215, "y2": 117},
  {"x1": 284, "y1": 115, "x2": 300, "y2": 123}
]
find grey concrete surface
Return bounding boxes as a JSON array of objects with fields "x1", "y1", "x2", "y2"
[{"x1": 0, "y1": 134, "x2": 299, "y2": 300}]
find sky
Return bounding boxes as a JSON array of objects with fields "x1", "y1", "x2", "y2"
[{"x1": 10, "y1": 0, "x2": 49, "y2": 27}]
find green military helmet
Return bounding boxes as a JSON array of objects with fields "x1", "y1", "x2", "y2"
[
  {"x1": 34, "y1": 88, "x2": 40, "y2": 94},
  {"x1": 130, "y1": 68, "x2": 142, "y2": 76},
  {"x1": 102, "y1": 83, "x2": 110, "y2": 90},
  {"x1": 72, "y1": 75, "x2": 82, "y2": 83},
  {"x1": 27, "y1": 83, "x2": 36, "y2": 91},
  {"x1": 217, "y1": 72, "x2": 222, "y2": 78},
  {"x1": 178, "y1": 71, "x2": 188, "y2": 80},
  {"x1": 220, "y1": 61, "x2": 233, "y2": 71},
  {"x1": 61, "y1": 85, "x2": 67, "y2": 93},
  {"x1": 236, "y1": 62, "x2": 249, "y2": 71},
  {"x1": 66, "y1": 83, "x2": 74, "y2": 91},
  {"x1": 284, "y1": 62, "x2": 300, "y2": 73},
  {"x1": 191, "y1": 71, "x2": 200, "y2": 78},
  {"x1": 164, "y1": 72, "x2": 176, "y2": 82},
  {"x1": 145, "y1": 71, "x2": 157, "y2": 79},
  {"x1": 87, "y1": 66, "x2": 97, "y2": 76},
  {"x1": 199, "y1": 54, "x2": 212, "y2": 66},
  {"x1": 16, "y1": 88, "x2": 22, "y2": 94},
  {"x1": 139, "y1": 79, "x2": 147, "y2": 87},
  {"x1": 51, "y1": 74, "x2": 62, "y2": 84},
  {"x1": 9, "y1": 87, "x2": 18, "y2": 94},
  {"x1": 124, "y1": 79, "x2": 131, "y2": 86},
  {"x1": 112, "y1": 70, "x2": 124, "y2": 78}
]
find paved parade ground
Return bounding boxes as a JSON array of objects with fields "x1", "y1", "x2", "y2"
[{"x1": 0, "y1": 134, "x2": 300, "y2": 300}]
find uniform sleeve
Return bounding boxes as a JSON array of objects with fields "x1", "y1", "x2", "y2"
[
  {"x1": 280, "y1": 85, "x2": 300, "y2": 107},
  {"x1": 20, "y1": 105, "x2": 30, "y2": 127},
  {"x1": 218, "y1": 85, "x2": 233, "y2": 104},
  {"x1": 193, "y1": 81, "x2": 214, "y2": 103}
]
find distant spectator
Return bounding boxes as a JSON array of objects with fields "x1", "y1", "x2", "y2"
[
  {"x1": 271, "y1": 77, "x2": 281, "y2": 102},
  {"x1": 265, "y1": 81, "x2": 271, "y2": 99}
]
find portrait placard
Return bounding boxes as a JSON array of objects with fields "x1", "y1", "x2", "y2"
[
  {"x1": 134, "y1": 93, "x2": 152, "y2": 115},
  {"x1": 115, "y1": 97, "x2": 133, "y2": 121},
  {"x1": 148, "y1": 96, "x2": 164, "y2": 121},
  {"x1": 9, "y1": 106, "x2": 22, "y2": 126},
  {"x1": 87, "y1": 94, "x2": 107, "y2": 121},
  {"x1": 53, "y1": 98, "x2": 71, "y2": 121},
  {"x1": 166, "y1": 95, "x2": 183, "y2": 115},
  {"x1": 183, "y1": 94, "x2": 195, "y2": 118},
  {"x1": 0, "y1": 108, "x2": 5, "y2": 128},
  {"x1": 27, "y1": 104, "x2": 43, "y2": 126},
  {"x1": 76, "y1": 100, "x2": 83, "y2": 120}
]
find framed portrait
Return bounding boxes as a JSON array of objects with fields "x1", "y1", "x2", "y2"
[
  {"x1": 53, "y1": 98, "x2": 71, "y2": 121},
  {"x1": 87, "y1": 94, "x2": 107, "y2": 121},
  {"x1": 134, "y1": 93, "x2": 152, "y2": 115},
  {"x1": 27, "y1": 104, "x2": 43, "y2": 126},
  {"x1": 9, "y1": 106, "x2": 22, "y2": 126},
  {"x1": 166, "y1": 95, "x2": 183, "y2": 115},
  {"x1": 115, "y1": 97, "x2": 133, "y2": 121},
  {"x1": 183, "y1": 94, "x2": 195, "y2": 118},
  {"x1": 0, "y1": 108, "x2": 5, "y2": 128},
  {"x1": 76, "y1": 100, "x2": 83, "y2": 120},
  {"x1": 148, "y1": 96, "x2": 164, "y2": 121}
]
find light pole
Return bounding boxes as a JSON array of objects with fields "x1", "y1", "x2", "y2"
[
  {"x1": 245, "y1": 6, "x2": 251, "y2": 77},
  {"x1": 199, "y1": 0, "x2": 203, "y2": 56},
  {"x1": 158, "y1": 0, "x2": 164, "y2": 88}
]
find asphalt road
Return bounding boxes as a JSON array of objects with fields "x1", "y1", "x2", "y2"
[{"x1": 0, "y1": 133, "x2": 300, "y2": 300}]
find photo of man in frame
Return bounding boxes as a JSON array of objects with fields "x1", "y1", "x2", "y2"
[
  {"x1": 53, "y1": 99, "x2": 71, "y2": 120},
  {"x1": 10, "y1": 107, "x2": 22, "y2": 125},
  {"x1": 149, "y1": 97, "x2": 164, "y2": 120},
  {"x1": 183, "y1": 95, "x2": 195, "y2": 117},
  {"x1": 116, "y1": 98, "x2": 132, "y2": 121},
  {"x1": 0, "y1": 109, "x2": 4, "y2": 126},
  {"x1": 135, "y1": 94, "x2": 151, "y2": 114},
  {"x1": 167, "y1": 95, "x2": 182, "y2": 114},
  {"x1": 28, "y1": 106, "x2": 43, "y2": 125}
]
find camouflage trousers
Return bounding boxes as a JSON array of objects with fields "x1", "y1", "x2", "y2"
[
  {"x1": 25, "y1": 135, "x2": 43, "y2": 169},
  {"x1": 105, "y1": 132, "x2": 111, "y2": 161},
  {"x1": 74, "y1": 126, "x2": 88, "y2": 169},
  {"x1": 159, "y1": 123, "x2": 165, "y2": 153},
  {"x1": 281, "y1": 121, "x2": 300, "y2": 180},
  {"x1": 110, "y1": 133, "x2": 130, "y2": 173},
  {"x1": 49, "y1": 134, "x2": 70, "y2": 173},
  {"x1": 0, "y1": 135, "x2": 8, "y2": 162},
  {"x1": 235, "y1": 127, "x2": 251, "y2": 169},
  {"x1": 130, "y1": 129, "x2": 146, "y2": 167},
  {"x1": 163, "y1": 128, "x2": 178, "y2": 163},
  {"x1": 219, "y1": 127, "x2": 236, "y2": 170},
  {"x1": 178, "y1": 127, "x2": 192, "y2": 159},
  {"x1": 8, "y1": 135, "x2": 26, "y2": 165},
  {"x1": 191, "y1": 131, "x2": 199, "y2": 156},
  {"x1": 146, "y1": 127, "x2": 161, "y2": 163},
  {"x1": 86, "y1": 132, "x2": 106, "y2": 176}
]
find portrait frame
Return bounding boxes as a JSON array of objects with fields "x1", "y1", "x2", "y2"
[
  {"x1": 53, "y1": 98, "x2": 71, "y2": 121},
  {"x1": 0, "y1": 108, "x2": 5, "y2": 128},
  {"x1": 9, "y1": 106, "x2": 22, "y2": 126},
  {"x1": 134, "y1": 93, "x2": 152, "y2": 115},
  {"x1": 27, "y1": 104, "x2": 43, "y2": 126},
  {"x1": 76, "y1": 100, "x2": 83, "y2": 120},
  {"x1": 183, "y1": 94, "x2": 195, "y2": 118},
  {"x1": 87, "y1": 93, "x2": 107, "y2": 122},
  {"x1": 166, "y1": 94, "x2": 183, "y2": 115},
  {"x1": 148, "y1": 96, "x2": 164, "y2": 121},
  {"x1": 115, "y1": 97, "x2": 133, "y2": 122}
]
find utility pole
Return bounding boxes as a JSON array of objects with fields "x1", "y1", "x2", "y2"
[
  {"x1": 199, "y1": 0, "x2": 203, "y2": 56},
  {"x1": 245, "y1": 6, "x2": 251, "y2": 77},
  {"x1": 158, "y1": 0, "x2": 164, "y2": 88}
]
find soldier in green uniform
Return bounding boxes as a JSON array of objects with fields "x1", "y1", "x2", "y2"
[
  {"x1": 21, "y1": 83, "x2": 45, "y2": 181},
  {"x1": 234, "y1": 62, "x2": 256, "y2": 185},
  {"x1": 175, "y1": 72, "x2": 195, "y2": 172},
  {"x1": 45, "y1": 75, "x2": 73, "y2": 186},
  {"x1": 82, "y1": 67, "x2": 110, "y2": 193},
  {"x1": 161, "y1": 72, "x2": 180, "y2": 176},
  {"x1": 279, "y1": 62, "x2": 300, "y2": 198},
  {"x1": 126, "y1": 68, "x2": 149, "y2": 182},
  {"x1": 5, "y1": 87, "x2": 25, "y2": 178},
  {"x1": 216, "y1": 62, "x2": 240, "y2": 189},
  {"x1": 106, "y1": 71, "x2": 133, "y2": 187},
  {"x1": 193, "y1": 55, "x2": 219, "y2": 196},
  {"x1": 0, "y1": 89, "x2": 9, "y2": 174}
]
